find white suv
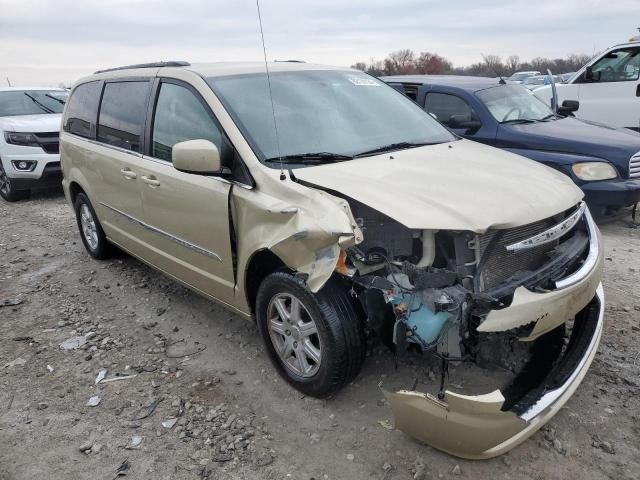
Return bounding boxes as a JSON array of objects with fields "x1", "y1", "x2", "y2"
[
  {"x1": 0, "y1": 87, "x2": 68, "y2": 201},
  {"x1": 535, "y1": 37, "x2": 640, "y2": 131}
]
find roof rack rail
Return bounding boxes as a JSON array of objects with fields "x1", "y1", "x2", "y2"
[{"x1": 94, "y1": 61, "x2": 190, "y2": 74}]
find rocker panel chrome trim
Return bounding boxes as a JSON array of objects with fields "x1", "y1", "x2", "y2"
[{"x1": 100, "y1": 202, "x2": 223, "y2": 262}]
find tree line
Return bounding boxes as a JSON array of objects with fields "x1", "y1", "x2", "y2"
[{"x1": 351, "y1": 50, "x2": 593, "y2": 77}]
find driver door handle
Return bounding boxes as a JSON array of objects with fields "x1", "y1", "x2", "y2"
[
  {"x1": 141, "y1": 175, "x2": 160, "y2": 187},
  {"x1": 636, "y1": 84, "x2": 640, "y2": 97},
  {"x1": 120, "y1": 168, "x2": 137, "y2": 179}
]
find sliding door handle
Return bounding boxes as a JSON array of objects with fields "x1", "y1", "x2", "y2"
[
  {"x1": 141, "y1": 175, "x2": 160, "y2": 187},
  {"x1": 120, "y1": 168, "x2": 137, "y2": 179},
  {"x1": 636, "y1": 84, "x2": 640, "y2": 97}
]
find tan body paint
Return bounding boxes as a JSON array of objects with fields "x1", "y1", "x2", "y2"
[{"x1": 61, "y1": 63, "x2": 603, "y2": 460}]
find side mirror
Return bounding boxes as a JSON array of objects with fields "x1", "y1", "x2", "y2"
[
  {"x1": 448, "y1": 114, "x2": 481, "y2": 131},
  {"x1": 558, "y1": 100, "x2": 579, "y2": 116},
  {"x1": 585, "y1": 66, "x2": 600, "y2": 82},
  {"x1": 172, "y1": 139, "x2": 221, "y2": 174}
]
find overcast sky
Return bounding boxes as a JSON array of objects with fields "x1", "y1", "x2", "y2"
[{"x1": 0, "y1": 0, "x2": 638, "y2": 86}]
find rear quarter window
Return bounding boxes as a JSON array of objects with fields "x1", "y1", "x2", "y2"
[
  {"x1": 97, "y1": 81, "x2": 150, "y2": 152},
  {"x1": 63, "y1": 81, "x2": 102, "y2": 138}
]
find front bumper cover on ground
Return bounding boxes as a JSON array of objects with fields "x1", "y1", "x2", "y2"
[{"x1": 384, "y1": 283, "x2": 604, "y2": 459}]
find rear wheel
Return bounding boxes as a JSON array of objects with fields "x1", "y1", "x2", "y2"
[
  {"x1": 256, "y1": 272, "x2": 365, "y2": 397},
  {"x1": 74, "y1": 192, "x2": 111, "y2": 259},
  {"x1": 0, "y1": 161, "x2": 30, "y2": 202}
]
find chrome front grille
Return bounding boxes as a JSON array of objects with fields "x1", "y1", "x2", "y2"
[
  {"x1": 475, "y1": 212, "x2": 567, "y2": 292},
  {"x1": 630, "y1": 152, "x2": 640, "y2": 179}
]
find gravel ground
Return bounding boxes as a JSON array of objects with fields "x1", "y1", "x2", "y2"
[{"x1": 1, "y1": 190, "x2": 639, "y2": 480}]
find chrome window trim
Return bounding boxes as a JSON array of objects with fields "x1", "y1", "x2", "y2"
[
  {"x1": 100, "y1": 202, "x2": 223, "y2": 262},
  {"x1": 506, "y1": 202, "x2": 586, "y2": 252},
  {"x1": 519, "y1": 283, "x2": 604, "y2": 422},
  {"x1": 555, "y1": 204, "x2": 598, "y2": 289}
]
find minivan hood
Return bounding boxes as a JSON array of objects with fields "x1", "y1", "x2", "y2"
[
  {"x1": 0, "y1": 114, "x2": 62, "y2": 133},
  {"x1": 294, "y1": 140, "x2": 583, "y2": 232},
  {"x1": 500, "y1": 117, "x2": 640, "y2": 169}
]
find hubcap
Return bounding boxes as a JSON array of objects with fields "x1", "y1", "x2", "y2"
[
  {"x1": 267, "y1": 293, "x2": 322, "y2": 378},
  {"x1": 0, "y1": 162, "x2": 11, "y2": 196},
  {"x1": 79, "y1": 204, "x2": 99, "y2": 251}
]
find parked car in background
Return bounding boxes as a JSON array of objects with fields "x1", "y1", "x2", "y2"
[
  {"x1": 383, "y1": 75, "x2": 640, "y2": 217},
  {"x1": 507, "y1": 71, "x2": 540, "y2": 83},
  {"x1": 61, "y1": 61, "x2": 603, "y2": 459},
  {"x1": 534, "y1": 36, "x2": 640, "y2": 131},
  {"x1": 0, "y1": 87, "x2": 67, "y2": 201},
  {"x1": 522, "y1": 74, "x2": 563, "y2": 90}
]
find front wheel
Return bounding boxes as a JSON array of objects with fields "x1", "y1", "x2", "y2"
[
  {"x1": 256, "y1": 272, "x2": 365, "y2": 397},
  {"x1": 0, "y1": 161, "x2": 29, "y2": 202}
]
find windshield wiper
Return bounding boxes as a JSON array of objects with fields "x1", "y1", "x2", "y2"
[
  {"x1": 45, "y1": 93, "x2": 66, "y2": 105},
  {"x1": 264, "y1": 152, "x2": 354, "y2": 164},
  {"x1": 500, "y1": 118, "x2": 538, "y2": 125},
  {"x1": 353, "y1": 141, "x2": 434, "y2": 158},
  {"x1": 539, "y1": 113, "x2": 559, "y2": 121},
  {"x1": 23, "y1": 92, "x2": 54, "y2": 114}
]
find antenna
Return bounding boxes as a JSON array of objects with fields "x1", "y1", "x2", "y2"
[
  {"x1": 481, "y1": 53, "x2": 506, "y2": 85},
  {"x1": 6, "y1": 77, "x2": 11, "y2": 87},
  {"x1": 255, "y1": 0, "x2": 285, "y2": 181}
]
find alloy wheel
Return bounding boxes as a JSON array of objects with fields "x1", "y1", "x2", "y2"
[
  {"x1": 80, "y1": 203, "x2": 99, "y2": 251},
  {"x1": 267, "y1": 293, "x2": 322, "y2": 378}
]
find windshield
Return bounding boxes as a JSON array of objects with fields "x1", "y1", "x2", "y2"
[
  {"x1": 0, "y1": 90, "x2": 67, "y2": 117},
  {"x1": 508, "y1": 73, "x2": 534, "y2": 82},
  {"x1": 207, "y1": 70, "x2": 454, "y2": 164},
  {"x1": 523, "y1": 76, "x2": 546, "y2": 85},
  {"x1": 476, "y1": 85, "x2": 555, "y2": 123}
]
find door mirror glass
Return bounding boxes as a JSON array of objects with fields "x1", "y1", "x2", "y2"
[
  {"x1": 558, "y1": 100, "x2": 579, "y2": 116},
  {"x1": 448, "y1": 114, "x2": 481, "y2": 130},
  {"x1": 172, "y1": 139, "x2": 221, "y2": 174}
]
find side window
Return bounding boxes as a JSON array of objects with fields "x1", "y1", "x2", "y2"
[
  {"x1": 63, "y1": 81, "x2": 102, "y2": 138},
  {"x1": 585, "y1": 48, "x2": 640, "y2": 83},
  {"x1": 97, "y1": 81, "x2": 150, "y2": 152},
  {"x1": 424, "y1": 93, "x2": 476, "y2": 127},
  {"x1": 151, "y1": 82, "x2": 229, "y2": 163}
]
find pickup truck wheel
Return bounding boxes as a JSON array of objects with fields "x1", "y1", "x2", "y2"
[
  {"x1": 256, "y1": 272, "x2": 365, "y2": 397},
  {"x1": 0, "y1": 162, "x2": 29, "y2": 202},
  {"x1": 74, "y1": 192, "x2": 111, "y2": 259}
]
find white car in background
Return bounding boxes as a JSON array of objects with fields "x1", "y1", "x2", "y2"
[
  {"x1": 534, "y1": 35, "x2": 640, "y2": 131},
  {"x1": 0, "y1": 87, "x2": 68, "y2": 201},
  {"x1": 507, "y1": 71, "x2": 540, "y2": 83}
]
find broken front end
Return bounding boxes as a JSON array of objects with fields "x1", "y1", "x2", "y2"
[{"x1": 339, "y1": 200, "x2": 603, "y2": 459}]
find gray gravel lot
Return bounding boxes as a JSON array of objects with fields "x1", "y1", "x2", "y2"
[{"x1": 1, "y1": 191, "x2": 639, "y2": 480}]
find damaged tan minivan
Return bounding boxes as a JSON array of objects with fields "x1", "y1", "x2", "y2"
[{"x1": 60, "y1": 61, "x2": 604, "y2": 459}]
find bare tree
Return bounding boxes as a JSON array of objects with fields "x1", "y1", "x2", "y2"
[
  {"x1": 416, "y1": 52, "x2": 452, "y2": 74},
  {"x1": 384, "y1": 49, "x2": 416, "y2": 75},
  {"x1": 505, "y1": 55, "x2": 520, "y2": 75}
]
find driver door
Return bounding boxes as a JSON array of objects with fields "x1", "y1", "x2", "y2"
[
  {"x1": 422, "y1": 89, "x2": 495, "y2": 145},
  {"x1": 576, "y1": 46, "x2": 640, "y2": 130},
  {"x1": 137, "y1": 79, "x2": 236, "y2": 306}
]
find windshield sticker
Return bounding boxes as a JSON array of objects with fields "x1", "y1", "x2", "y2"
[{"x1": 347, "y1": 75, "x2": 381, "y2": 87}]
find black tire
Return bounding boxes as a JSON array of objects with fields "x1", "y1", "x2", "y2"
[
  {"x1": 74, "y1": 192, "x2": 111, "y2": 259},
  {"x1": 256, "y1": 272, "x2": 366, "y2": 397},
  {"x1": 0, "y1": 161, "x2": 30, "y2": 202}
]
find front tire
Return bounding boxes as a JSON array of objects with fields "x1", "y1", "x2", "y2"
[
  {"x1": 256, "y1": 272, "x2": 365, "y2": 397},
  {"x1": 0, "y1": 161, "x2": 30, "y2": 202},
  {"x1": 74, "y1": 192, "x2": 111, "y2": 259}
]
